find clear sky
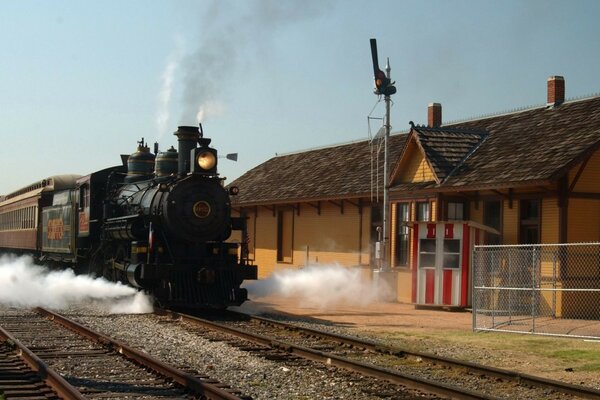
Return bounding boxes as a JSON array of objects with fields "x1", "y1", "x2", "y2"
[{"x1": 1, "y1": 0, "x2": 599, "y2": 194}]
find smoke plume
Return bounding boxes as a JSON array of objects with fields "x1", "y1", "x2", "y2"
[
  {"x1": 0, "y1": 255, "x2": 153, "y2": 314},
  {"x1": 156, "y1": 0, "x2": 332, "y2": 135},
  {"x1": 243, "y1": 263, "x2": 392, "y2": 309}
]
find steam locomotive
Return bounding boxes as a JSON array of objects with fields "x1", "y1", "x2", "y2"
[{"x1": 0, "y1": 125, "x2": 257, "y2": 308}]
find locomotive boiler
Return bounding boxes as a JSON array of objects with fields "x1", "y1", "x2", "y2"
[{"x1": 0, "y1": 125, "x2": 257, "y2": 308}]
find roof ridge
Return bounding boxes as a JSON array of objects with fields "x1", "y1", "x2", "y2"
[
  {"x1": 409, "y1": 121, "x2": 488, "y2": 136},
  {"x1": 274, "y1": 130, "x2": 410, "y2": 158},
  {"x1": 443, "y1": 92, "x2": 600, "y2": 127},
  {"x1": 441, "y1": 134, "x2": 490, "y2": 184}
]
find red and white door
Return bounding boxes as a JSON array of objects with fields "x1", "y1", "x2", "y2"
[{"x1": 413, "y1": 222, "x2": 470, "y2": 307}]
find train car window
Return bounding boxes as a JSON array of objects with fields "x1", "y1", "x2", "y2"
[
  {"x1": 52, "y1": 190, "x2": 71, "y2": 206},
  {"x1": 78, "y1": 184, "x2": 89, "y2": 211}
]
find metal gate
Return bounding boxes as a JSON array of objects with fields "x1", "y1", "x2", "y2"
[{"x1": 473, "y1": 243, "x2": 600, "y2": 339}]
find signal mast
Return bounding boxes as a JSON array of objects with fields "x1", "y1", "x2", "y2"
[{"x1": 370, "y1": 38, "x2": 396, "y2": 270}]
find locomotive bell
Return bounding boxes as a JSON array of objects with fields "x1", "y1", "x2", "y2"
[{"x1": 125, "y1": 139, "x2": 155, "y2": 183}]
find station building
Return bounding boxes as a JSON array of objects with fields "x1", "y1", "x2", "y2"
[{"x1": 230, "y1": 76, "x2": 600, "y2": 308}]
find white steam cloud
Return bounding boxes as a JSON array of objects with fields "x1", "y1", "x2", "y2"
[
  {"x1": 0, "y1": 255, "x2": 153, "y2": 314},
  {"x1": 156, "y1": 36, "x2": 184, "y2": 139},
  {"x1": 243, "y1": 263, "x2": 392, "y2": 309}
]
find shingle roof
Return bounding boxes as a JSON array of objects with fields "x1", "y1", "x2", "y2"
[
  {"x1": 411, "y1": 125, "x2": 487, "y2": 182},
  {"x1": 437, "y1": 96, "x2": 600, "y2": 189},
  {"x1": 231, "y1": 95, "x2": 600, "y2": 205},
  {"x1": 230, "y1": 134, "x2": 408, "y2": 205}
]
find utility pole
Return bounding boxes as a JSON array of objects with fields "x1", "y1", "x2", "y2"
[{"x1": 370, "y1": 38, "x2": 396, "y2": 271}]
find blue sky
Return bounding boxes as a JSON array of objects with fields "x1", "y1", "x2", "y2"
[{"x1": 1, "y1": 0, "x2": 599, "y2": 194}]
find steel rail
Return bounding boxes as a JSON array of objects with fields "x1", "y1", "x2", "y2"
[
  {"x1": 34, "y1": 307, "x2": 243, "y2": 400},
  {"x1": 164, "y1": 309, "x2": 501, "y2": 400},
  {"x1": 240, "y1": 311, "x2": 600, "y2": 400},
  {"x1": 0, "y1": 325, "x2": 86, "y2": 400}
]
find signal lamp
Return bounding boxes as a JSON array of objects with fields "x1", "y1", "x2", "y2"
[{"x1": 229, "y1": 186, "x2": 240, "y2": 195}]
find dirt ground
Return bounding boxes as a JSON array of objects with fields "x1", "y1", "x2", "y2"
[
  {"x1": 238, "y1": 294, "x2": 473, "y2": 332},
  {"x1": 234, "y1": 295, "x2": 600, "y2": 390}
]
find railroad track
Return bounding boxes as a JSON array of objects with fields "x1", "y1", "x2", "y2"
[
  {"x1": 161, "y1": 308, "x2": 600, "y2": 400},
  {"x1": 231, "y1": 311, "x2": 600, "y2": 399},
  {"x1": 0, "y1": 307, "x2": 246, "y2": 400}
]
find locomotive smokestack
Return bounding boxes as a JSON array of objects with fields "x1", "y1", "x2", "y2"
[{"x1": 174, "y1": 126, "x2": 199, "y2": 176}]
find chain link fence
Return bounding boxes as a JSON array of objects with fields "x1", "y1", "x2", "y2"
[{"x1": 473, "y1": 243, "x2": 600, "y2": 339}]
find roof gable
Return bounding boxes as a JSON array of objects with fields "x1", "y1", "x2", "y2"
[
  {"x1": 390, "y1": 131, "x2": 437, "y2": 184},
  {"x1": 414, "y1": 125, "x2": 487, "y2": 182},
  {"x1": 390, "y1": 124, "x2": 487, "y2": 185},
  {"x1": 389, "y1": 96, "x2": 600, "y2": 193}
]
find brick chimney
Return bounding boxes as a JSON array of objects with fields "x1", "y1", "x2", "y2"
[
  {"x1": 428, "y1": 102, "x2": 442, "y2": 127},
  {"x1": 547, "y1": 76, "x2": 565, "y2": 107}
]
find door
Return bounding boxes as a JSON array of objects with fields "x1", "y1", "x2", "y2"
[{"x1": 417, "y1": 223, "x2": 463, "y2": 306}]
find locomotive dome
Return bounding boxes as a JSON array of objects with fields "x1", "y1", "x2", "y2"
[
  {"x1": 125, "y1": 139, "x2": 155, "y2": 183},
  {"x1": 155, "y1": 146, "x2": 178, "y2": 177}
]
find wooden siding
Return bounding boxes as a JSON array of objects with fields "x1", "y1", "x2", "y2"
[
  {"x1": 254, "y1": 207, "x2": 278, "y2": 278},
  {"x1": 469, "y1": 202, "x2": 483, "y2": 225},
  {"x1": 397, "y1": 269, "x2": 412, "y2": 303},
  {"x1": 361, "y1": 206, "x2": 371, "y2": 266},
  {"x1": 248, "y1": 202, "x2": 371, "y2": 278},
  {"x1": 541, "y1": 198, "x2": 559, "y2": 244},
  {"x1": 397, "y1": 142, "x2": 436, "y2": 183},
  {"x1": 569, "y1": 149, "x2": 600, "y2": 193},
  {"x1": 292, "y1": 203, "x2": 362, "y2": 266},
  {"x1": 568, "y1": 198, "x2": 600, "y2": 242},
  {"x1": 279, "y1": 209, "x2": 294, "y2": 263}
]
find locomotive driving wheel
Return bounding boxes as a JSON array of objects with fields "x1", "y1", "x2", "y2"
[
  {"x1": 113, "y1": 245, "x2": 129, "y2": 284},
  {"x1": 85, "y1": 245, "x2": 119, "y2": 282}
]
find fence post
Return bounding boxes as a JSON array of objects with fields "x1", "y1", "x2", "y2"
[
  {"x1": 492, "y1": 249, "x2": 497, "y2": 328},
  {"x1": 531, "y1": 246, "x2": 537, "y2": 334},
  {"x1": 552, "y1": 247, "x2": 557, "y2": 318},
  {"x1": 507, "y1": 250, "x2": 512, "y2": 324},
  {"x1": 472, "y1": 247, "x2": 477, "y2": 332}
]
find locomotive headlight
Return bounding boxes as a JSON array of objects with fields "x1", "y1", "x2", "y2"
[{"x1": 197, "y1": 151, "x2": 217, "y2": 170}]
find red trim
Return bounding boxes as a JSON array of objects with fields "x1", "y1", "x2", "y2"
[
  {"x1": 425, "y1": 269, "x2": 435, "y2": 304},
  {"x1": 411, "y1": 223, "x2": 419, "y2": 303},
  {"x1": 443, "y1": 270, "x2": 453, "y2": 305},
  {"x1": 427, "y1": 223, "x2": 436, "y2": 238},
  {"x1": 444, "y1": 223, "x2": 454, "y2": 239},
  {"x1": 461, "y1": 226, "x2": 471, "y2": 306}
]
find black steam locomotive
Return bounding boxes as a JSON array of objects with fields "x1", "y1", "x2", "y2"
[{"x1": 0, "y1": 125, "x2": 257, "y2": 308}]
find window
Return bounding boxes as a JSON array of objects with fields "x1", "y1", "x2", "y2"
[
  {"x1": 519, "y1": 199, "x2": 540, "y2": 244},
  {"x1": 277, "y1": 210, "x2": 293, "y2": 263},
  {"x1": 483, "y1": 200, "x2": 502, "y2": 245},
  {"x1": 79, "y1": 184, "x2": 90, "y2": 211},
  {"x1": 395, "y1": 202, "x2": 410, "y2": 266},
  {"x1": 443, "y1": 239, "x2": 461, "y2": 268},
  {"x1": 447, "y1": 202, "x2": 465, "y2": 220},
  {"x1": 417, "y1": 202, "x2": 430, "y2": 222},
  {"x1": 419, "y1": 239, "x2": 436, "y2": 268}
]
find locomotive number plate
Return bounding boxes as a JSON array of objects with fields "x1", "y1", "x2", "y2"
[{"x1": 192, "y1": 201, "x2": 211, "y2": 218}]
